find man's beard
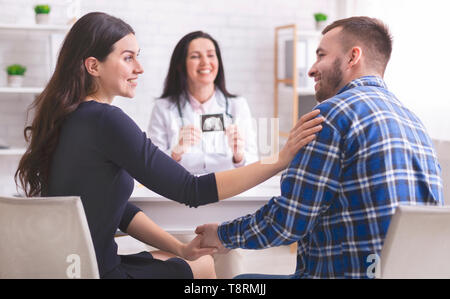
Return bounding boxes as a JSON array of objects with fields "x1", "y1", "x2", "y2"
[{"x1": 315, "y1": 58, "x2": 343, "y2": 103}]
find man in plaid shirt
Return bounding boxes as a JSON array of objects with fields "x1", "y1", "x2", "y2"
[{"x1": 196, "y1": 17, "x2": 443, "y2": 278}]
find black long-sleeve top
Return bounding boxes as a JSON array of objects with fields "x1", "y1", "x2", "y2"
[{"x1": 47, "y1": 101, "x2": 218, "y2": 277}]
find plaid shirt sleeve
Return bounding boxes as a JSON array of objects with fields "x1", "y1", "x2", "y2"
[{"x1": 217, "y1": 117, "x2": 342, "y2": 249}]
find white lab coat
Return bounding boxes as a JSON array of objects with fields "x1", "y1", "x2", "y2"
[{"x1": 148, "y1": 90, "x2": 258, "y2": 175}]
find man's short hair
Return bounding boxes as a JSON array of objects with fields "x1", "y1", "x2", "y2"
[{"x1": 323, "y1": 16, "x2": 393, "y2": 75}]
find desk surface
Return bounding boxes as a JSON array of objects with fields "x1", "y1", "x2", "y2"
[
  {"x1": 129, "y1": 176, "x2": 282, "y2": 233},
  {"x1": 130, "y1": 175, "x2": 282, "y2": 202}
]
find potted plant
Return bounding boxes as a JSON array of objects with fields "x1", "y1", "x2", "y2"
[
  {"x1": 314, "y1": 12, "x2": 328, "y2": 31},
  {"x1": 6, "y1": 64, "x2": 27, "y2": 87},
  {"x1": 34, "y1": 4, "x2": 51, "y2": 24}
]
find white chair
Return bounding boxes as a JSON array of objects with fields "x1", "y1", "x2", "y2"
[
  {"x1": 433, "y1": 139, "x2": 450, "y2": 204},
  {"x1": 0, "y1": 196, "x2": 99, "y2": 278},
  {"x1": 376, "y1": 205, "x2": 450, "y2": 279}
]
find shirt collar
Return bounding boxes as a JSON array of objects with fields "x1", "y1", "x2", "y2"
[
  {"x1": 188, "y1": 91, "x2": 215, "y2": 114},
  {"x1": 336, "y1": 76, "x2": 388, "y2": 95}
]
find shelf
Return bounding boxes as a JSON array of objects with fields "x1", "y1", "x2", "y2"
[
  {"x1": 298, "y1": 87, "x2": 315, "y2": 96},
  {"x1": 276, "y1": 83, "x2": 315, "y2": 96},
  {"x1": 0, "y1": 87, "x2": 43, "y2": 94},
  {"x1": 0, "y1": 148, "x2": 26, "y2": 156},
  {"x1": 0, "y1": 21, "x2": 64, "y2": 161},
  {"x1": 298, "y1": 30, "x2": 322, "y2": 37},
  {"x1": 0, "y1": 23, "x2": 70, "y2": 32},
  {"x1": 276, "y1": 28, "x2": 321, "y2": 39}
]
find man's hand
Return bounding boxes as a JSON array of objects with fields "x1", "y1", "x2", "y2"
[
  {"x1": 180, "y1": 234, "x2": 217, "y2": 261},
  {"x1": 195, "y1": 223, "x2": 230, "y2": 254}
]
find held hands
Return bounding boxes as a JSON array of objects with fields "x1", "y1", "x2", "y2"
[
  {"x1": 195, "y1": 223, "x2": 230, "y2": 254},
  {"x1": 179, "y1": 234, "x2": 218, "y2": 261},
  {"x1": 178, "y1": 224, "x2": 229, "y2": 262},
  {"x1": 225, "y1": 124, "x2": 245, "y2": 164},
  {"x1": 171, "y1": 125, "x2": 202, "y2": 161},
  {"x1": 278, "y1": 109, "x2": 324, "y2": 167}
]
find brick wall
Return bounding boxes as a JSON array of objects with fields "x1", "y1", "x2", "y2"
[{"x1": 0, "y1": 0, "x2": 336, "y2": 195}]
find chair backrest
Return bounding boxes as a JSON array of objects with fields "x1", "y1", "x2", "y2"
[
  {"x1": 433, "y1": 139, "x2": 450, "y2": 204},
  {"x1": 376, "y1": 205, "x2": 450, "y2": 279},
  {"x1": 0, "y1": 196, "x2": 99, "y2": 278}
]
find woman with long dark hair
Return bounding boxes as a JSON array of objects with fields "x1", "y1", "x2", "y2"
[
  {"x1": 15, "y1": 12, "x2": 323, "y2": 279},
  {"x1": 148, "y1": 31, "x2": 258, "y2": 174}
]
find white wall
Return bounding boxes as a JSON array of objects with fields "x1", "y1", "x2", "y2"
[
  {"x1": 0, "y1": 0, "x2": 337, "y2": 141},
  {"x1": 341, "y1": 0, "x2": 450, "y2": 141},
  {"x1": 83, "y1": 0, "x2": 337, "y2": 129},
  {"x1": 0, "y1": 0, "x2": 336, "y2": 195}
]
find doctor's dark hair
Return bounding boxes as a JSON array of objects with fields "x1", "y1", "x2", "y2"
[
  {"x1": 160, "y1": 31, "x2": 236, "y2": 104},
  {"x1": 15, "y1": 12, "x2": 135, "y2": 197}
]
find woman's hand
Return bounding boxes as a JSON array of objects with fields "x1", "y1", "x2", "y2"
[
  {"x1": 171, "y1": 125, "x2": 202, "y2": 161},
  {"x1": 214, "y1": 109, "x2": 323, "y2": 201},
  {"x1": 179, "y1": 234, "x2": 218, "y2": 261},
  {"x1": 226, "y1": 124, "x2": 245, "y2": 164},
  {"x1": 277, "y1": 109, "x2": 324, "y2": 167}
]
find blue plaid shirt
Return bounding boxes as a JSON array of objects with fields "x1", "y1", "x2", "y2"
[{"x1": 218, "y1": 76, "x2": 443, "y2": 278}]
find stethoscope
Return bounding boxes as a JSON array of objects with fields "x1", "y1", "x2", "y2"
[{"x1": 176, "y1": 95, "x2": 233, "y2": 127}]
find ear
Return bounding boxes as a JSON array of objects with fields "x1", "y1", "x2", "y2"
[
  {"x1": 84, "y1": 57, "x2": 100, "y2": 77},
  {"x1": 347, "y1": 46, "x2": 362, "y2": 69}
]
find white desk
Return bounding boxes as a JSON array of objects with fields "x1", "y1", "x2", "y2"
[{"x1": 130, "y1": 176, "x2": 281, "y2": 234}]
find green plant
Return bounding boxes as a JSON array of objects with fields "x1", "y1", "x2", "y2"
[
  {"x1": 6, "y1": 64, "x2": 27, "y2": 76},
  {"x1": 314, "y1": 13, "x2": 328, "y2": 22},
  {"x1": 34, "y1": 4, "x2": 51, "y2": 14}
]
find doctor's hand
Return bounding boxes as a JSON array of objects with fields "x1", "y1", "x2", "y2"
[
  {"x1": 226, "y1": 124, "x2": 245, "y2": 164},
  {"x1": 171, "y1": 125, "x2": 202, "y2": 162},
  {"x1": 195, "y1": 223, "x2": 230, "y2": 254}
]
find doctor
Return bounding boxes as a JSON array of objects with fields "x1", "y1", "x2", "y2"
[{"x1": 148, "y1": 31, "x2": 258, "y2": 174}]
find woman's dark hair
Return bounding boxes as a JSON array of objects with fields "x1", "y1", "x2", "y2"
[
  {"x1": 160, "y1": 31, "x2": 235, "y2": 104},
  {"x1": 15, "y1": 12, "x2": 135, "y2": 197}
]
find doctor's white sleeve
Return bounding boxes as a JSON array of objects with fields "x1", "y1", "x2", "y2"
[{"x1": 147, "y1": 101, "x2": 173, "y2": 157}]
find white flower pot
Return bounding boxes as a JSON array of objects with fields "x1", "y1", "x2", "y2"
[
  {"x1": 315, "y1": 21, "x2": 327, "y2": 31},
  {"x1": 35, "y1": 13, "x2": 50, "y2": 24},
  {"x1": 7, "y1": 75, "x2": 24, "y2": 87}
]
